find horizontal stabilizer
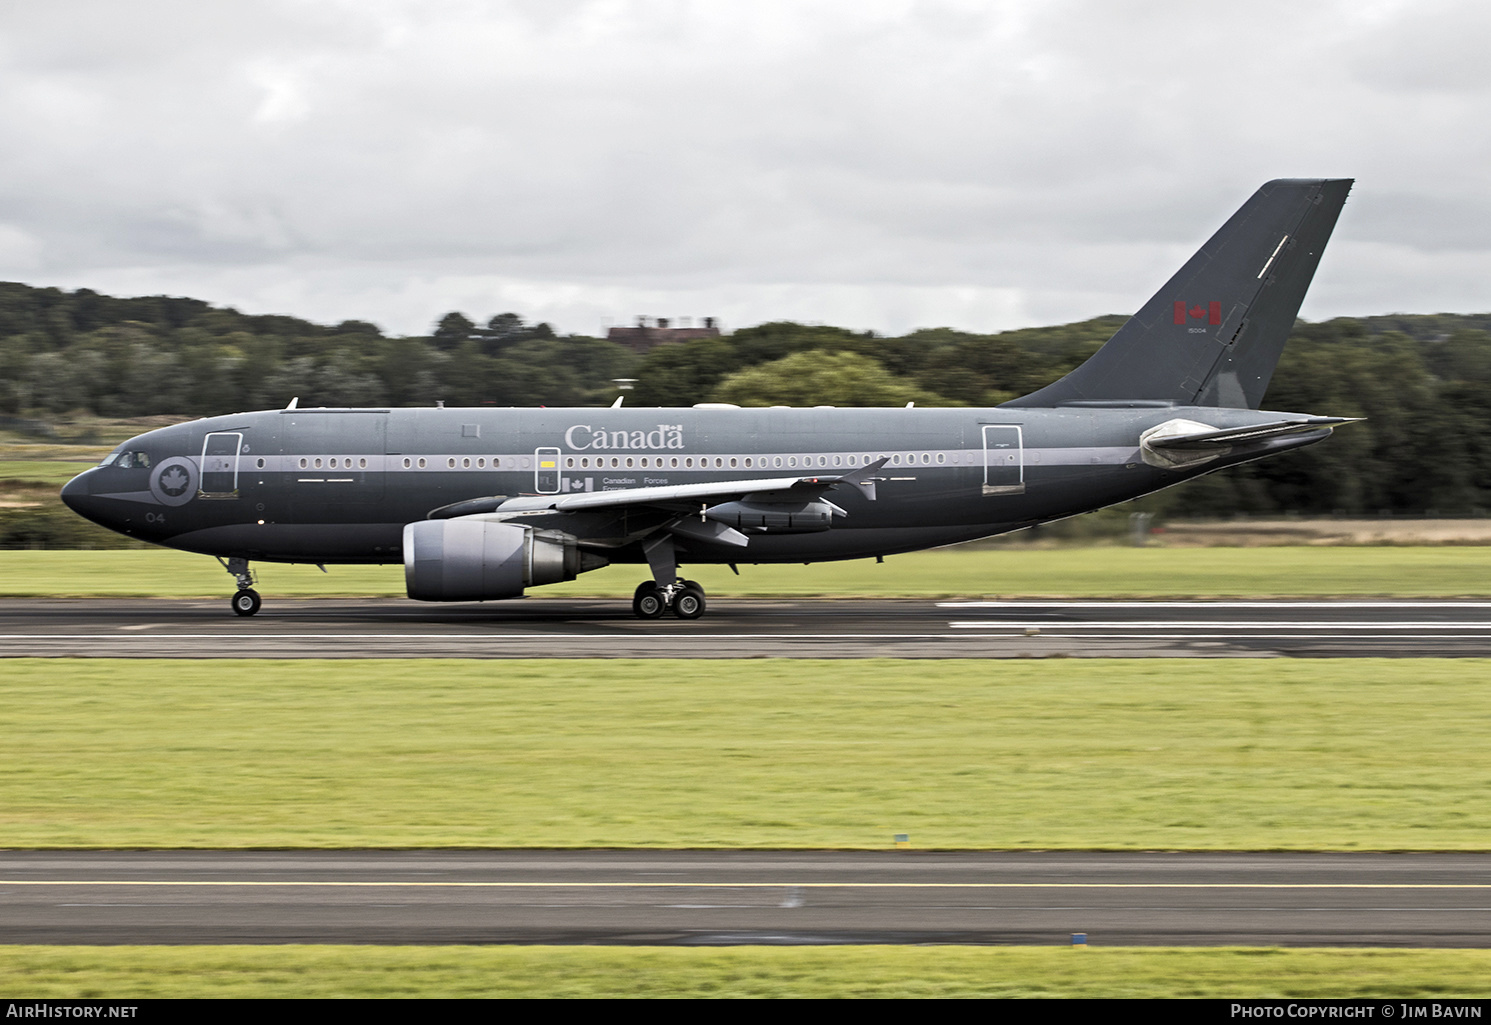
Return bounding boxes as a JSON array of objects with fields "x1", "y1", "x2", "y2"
[
  {"x1": 1139, "y1": 416, "x2": 1359, "y2": 469},
  {"x1": 1143, "y1": 416, "x2": 1360, "y2": 449}
]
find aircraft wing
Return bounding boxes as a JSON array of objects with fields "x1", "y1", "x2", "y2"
[{"x1": 496, "y1": 458, "x2": 888, "y2": 514}]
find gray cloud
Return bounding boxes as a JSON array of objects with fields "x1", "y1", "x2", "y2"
[{"x1": 1, "y1": 0, "x2": 1488, "y2": 337}]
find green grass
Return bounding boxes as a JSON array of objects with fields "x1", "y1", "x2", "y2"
[
  {"x1": 2, "y1": 945, "x2": 1488, "y2": 998},
  {"x1": 0, "y1": 460, "x2": 92, "y2": 485},
  {"x1": 6, "y1": 545, "x2": 1491, "y2": 597},
  {"x1": 2, "y1": 659, "x2": 1488, "y2": 849}
]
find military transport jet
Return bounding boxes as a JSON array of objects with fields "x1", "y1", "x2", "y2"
[{"x1": 62, "y1": 178, "x2": 1355, "y2": 620}]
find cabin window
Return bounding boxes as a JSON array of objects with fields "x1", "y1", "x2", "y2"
[
  {"x1": 462, "y1": 458, "x2": 471, "y2": 468},
  {"x1": 565, "y1": 457, "x2": 574, "y2": 468},
  {"x1": 730, "y1": 457, "x2": 738, "y2": 468},
  {"x1": 313, "y1": 457, "x2": 322, "y2": 469},
  {"x1": 936, "y1": 453, "x2": 945, "y2": 464},
  {"x1": 417, "y1": 458, "x2": 427, "y2": 469},
  {"x1": 670, "y1": 457, "x2": 679, "y2": 468},
  {"x1": 744, "y1": 457, "x2": 752, "y2": 468},
  {"x1": 625, "y1": 457, "x2": 634, "y2": 468},
  {"x1": 492, "y1": 457, "x2": 500, "y2": 467},
  {"x1": 447, "y1": 458, "x2": 456, "y2": 468},
  {"x1": 402, "y1": 458, "x2": 411, "y2": 468},
  {"x1": 299, "y1": 458, "x2": 308, "y2": 469},
  {"x1": 685, "y1": 457, "x2": 693, "y2": 468},
  {"x1": 714, "y1": 457, "x2": 723, "y2": 468},
  {"x1": 257, "y1": 458, "x2": 266, "y2": 469},
  {"x1": 610, "y1": 457, "x2": 619, "y2": 468}
]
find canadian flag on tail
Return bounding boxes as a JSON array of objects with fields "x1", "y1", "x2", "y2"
[{"x1": 1174, "y1": 301, "x2": 1222, "y2": 326}]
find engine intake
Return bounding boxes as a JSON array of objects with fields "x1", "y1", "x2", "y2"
[{"x1": 403, "y1": 519, "x2": 606, "y2": 601}]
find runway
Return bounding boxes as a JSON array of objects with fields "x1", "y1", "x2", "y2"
[
  {"x1": 3, "y1": 597, "x2": 1491, "y2": 657},
  {"x1": 2, "y1": 850, "x2": 1488, "y2": 946}
]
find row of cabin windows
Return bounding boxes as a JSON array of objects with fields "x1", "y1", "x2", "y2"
[
  {"x1": 566, "y1": 452, "x2": 950, "y2": 470},
  {"x1": 284, "y1": 452, "x2": 957, "y2": 472},
  {"x1": 297, "y1": 457, "x2": 369, "y2": 470}
]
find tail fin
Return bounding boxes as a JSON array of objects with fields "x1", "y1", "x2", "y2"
[{"x1": 1005, "y1": 178, "x2": 1352, "y2": 409}]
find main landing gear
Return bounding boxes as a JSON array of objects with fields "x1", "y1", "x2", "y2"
[
  {"x1": 633, "y1": 535, "x2": 707, "y2": 619},
  {"x1": 632, "y1": 579, "x2": 706, "y2": 620},
  {"x1": 220, "y1": 556, "x2": 262, "y2": 617}
]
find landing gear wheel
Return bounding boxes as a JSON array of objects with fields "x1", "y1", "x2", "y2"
[
  {"x1": 231, "y1": 588, "x2": 262, "y2": 617},
  {"x1": 673, "y1": 585, "x2": 706, "y2": 620},
  {"x1": 632, "y1": 582, "x2": 666, "y2": 619}
]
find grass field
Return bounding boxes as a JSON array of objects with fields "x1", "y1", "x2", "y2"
[
  {"x1": 3, "y1": 945, "x2": 1489, "y2": 998},
  {"x1": 5, "y1": 545, "x2": 1491, "y2": 598},
  {"x1": 2, "y1": 658, "x2": 1487, "y2": 849},
  {"x1": 0, "y1": 460, "x2": 92, "y2": 485}
]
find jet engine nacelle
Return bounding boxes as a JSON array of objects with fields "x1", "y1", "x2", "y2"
[
  {"x1": 705, "y1": 498, "x2": 835, "y2": 533},
  {"x1": 402, "y1": 518, "x2": 605, "y2": 601}
]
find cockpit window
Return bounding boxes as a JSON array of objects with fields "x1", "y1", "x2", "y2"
[
  {"x1": 111, "y1": 450, "x2": 153, "y2": 469},
  {"x1": 98, "y1": 452, "x2": 119, "y2": 467}
]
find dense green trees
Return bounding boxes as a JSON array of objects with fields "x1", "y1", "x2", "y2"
[{"x1": 4, "y1": 280, "x2": 1490, "y2": 518}]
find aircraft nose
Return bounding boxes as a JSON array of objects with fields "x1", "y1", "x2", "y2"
[{"x1": 60, "y1": 469, "x2": 94, "y2": 516}]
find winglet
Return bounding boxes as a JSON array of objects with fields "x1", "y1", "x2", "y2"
[{"x1": 826, "y1": 456, "x2": 889, "y2": 501}]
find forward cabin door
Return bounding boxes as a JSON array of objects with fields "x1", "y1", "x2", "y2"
[
  {"x1": 981, "y1": 425, "x2": 1025, "y2": 496},
  {"x1": 199, "y1": 432, "x2": 242, "y2": 499}
]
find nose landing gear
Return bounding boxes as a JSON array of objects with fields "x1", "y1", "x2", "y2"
[{"x1": 220, "y1": 556, "x2": 262, "y2": 617}]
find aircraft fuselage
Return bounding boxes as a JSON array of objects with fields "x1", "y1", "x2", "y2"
[{"x1": 62, "y1": 403, "x2": 1327, "y2": 566}]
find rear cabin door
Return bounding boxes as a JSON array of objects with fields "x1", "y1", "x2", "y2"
[{"x1": 981, "y1": 425, "x2": 1025, "y2": 496}]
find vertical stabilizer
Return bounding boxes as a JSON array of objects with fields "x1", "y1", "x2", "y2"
[{"x1": 1005, "y1": 178, "x2": 1352, "y2": 409}]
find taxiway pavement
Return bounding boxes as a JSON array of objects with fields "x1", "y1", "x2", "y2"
[{"x1": 3, "y1": 598, "x2": 1491, "y2": 657}]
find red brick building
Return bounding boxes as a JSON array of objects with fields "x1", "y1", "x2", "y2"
[{"x1": 607, "y1": 316, "x2": 720, "y2": 354}]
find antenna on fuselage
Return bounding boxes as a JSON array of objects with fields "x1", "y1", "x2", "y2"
[
  {"x1": 285, "y1": 397, "x2": 298, "y2": 409},
  {"x1": 611, "y1": 396, "x2": 624, "y2": 408}
]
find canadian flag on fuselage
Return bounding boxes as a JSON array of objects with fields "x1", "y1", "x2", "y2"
[{"x1": 1174, "y1": 300, "x2": 1222, "y2": 325}]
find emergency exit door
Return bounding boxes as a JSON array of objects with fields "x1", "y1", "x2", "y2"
[{"x1": 534, "y1": 447, "x2": 561, "y2": 494}]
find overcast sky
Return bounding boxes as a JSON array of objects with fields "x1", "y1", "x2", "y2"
[{"x1": 2, "y1": 0, "x2": 1488, "y2": 337}]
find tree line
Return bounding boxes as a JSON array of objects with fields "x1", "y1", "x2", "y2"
[{"x1": 3, "y1": 280, "x2": 1491, "y2": 519}]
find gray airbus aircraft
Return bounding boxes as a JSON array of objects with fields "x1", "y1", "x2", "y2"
[{"x1": 62, "y1": 178, "x2": 1354, "y2": 620}]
